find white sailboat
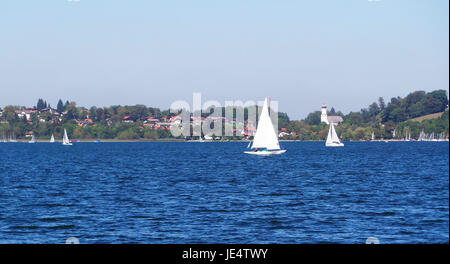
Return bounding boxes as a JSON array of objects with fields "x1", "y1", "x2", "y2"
[
  {"x1": 418, "y1": 130, "x2": 425, "y2": 141},
  {"x1": 371, "y1": 131, "x2": 375, "y2": 141},
  {"x1": 9, "y1": 134, "x2": 17, "y2": 143},
  {"x1": 244, "y1": 97, "x2": 286, "y2": 155},
  {"x1": 326, "y1": 123, "x2": 344, "y2": 147},
  {"x1": 50, "y1": 134, "x2": 55, "y2": 143},
  {"x1": 29, "y1": 134, "x2": 36, "y2": 144},
  {"x1": 1, "y1": 134, "x2": 7, "y2": 143},
  {"x1": 62, "y1": 129, "x2": 72, "y2": 145}
]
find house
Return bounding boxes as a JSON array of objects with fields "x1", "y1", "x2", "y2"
[
  {"x1": 123, "y1": 116, "x2": 134, "y2": 123},
  {"x1": 169, "y1": 116, "x2": 182, "y2": 122},
  {"x1": 143, "y1": 117, "x2": 159, "y2": 124},
  {"x1": 245, "y1": 126, "x2": 257, "y2": 136},
  {"x1": 279, "y1": 131, "x2": 290, "y2": 138},
  {"x1": 157, "y1": 122, "x2": 172, "y2": 130},
  {"x1": 15, "y1": 108, "x2": 37, "y2": 120},
  {"x1": 39, "y1": 108, "x2": 59, "y2": 115},
  {"x1": 327, "y1": 116, "x2": 344, "y2": 124},
  {"x1": 78, "y1": 119, "x2": 94, "y2": 127}
]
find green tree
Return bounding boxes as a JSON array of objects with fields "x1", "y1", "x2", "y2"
[
  {"x1": 57, "y1": 99, "x2": 65, "y2": 113},
  {"x1": 304, "y1": 111, "x2": 321, "y2": 125}
]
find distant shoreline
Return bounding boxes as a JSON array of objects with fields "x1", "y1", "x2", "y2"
[{"x1": 6, "y1": 139, "x2": 448, "y2": 143}]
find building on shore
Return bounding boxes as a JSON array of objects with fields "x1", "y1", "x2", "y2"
[{"x1": 321, "y1": 104, "x2": 343, "y2": 125}]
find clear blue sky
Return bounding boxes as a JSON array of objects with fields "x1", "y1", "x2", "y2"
[{"x1": 0, "y1": 0, "x2": 448, "y2": 119}]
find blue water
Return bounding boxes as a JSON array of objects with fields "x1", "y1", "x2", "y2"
[{"x1": 0, "y1": 142, "x2": 448, "y2": 244}]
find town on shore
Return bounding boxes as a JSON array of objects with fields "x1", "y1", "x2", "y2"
[{"x1": 0, "y1": 90, "x2": 448, "y2": 142}]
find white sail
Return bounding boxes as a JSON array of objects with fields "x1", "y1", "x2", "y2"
[
  {"x1": 371, "y1": 131, "x2": 375, "y2": 141},
  {"x1": 9, "y1": 134, "x2": 17, "y2": 143},
  {"x1": 50, "y1": 134, "x2": 55, "y2": 143},
  {"x1": 326, "y1": 123, "x2": 344, "y2": 147},
  {"x1": 29, "y1": 134, "x2": 36, "y2": 143},
  {"x1": 244, "y1": 97, "x2": 285, "y2": 155},
  {"x1": 251, "y1": 98, "x2": 280, "y2": 150},
  {"x1": 62, "y1": 129, "x2": 72, "y2": 145},
  {"x1": 418, "y1": 130, "x2": 425, "y2": 141},
  {"x1": 326, "y1": 124, "x2": 333, "y2": 144}
]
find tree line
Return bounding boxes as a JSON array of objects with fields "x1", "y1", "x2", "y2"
[{"x1": 0, "y1": 90, "x2": 448, "y2": 140}]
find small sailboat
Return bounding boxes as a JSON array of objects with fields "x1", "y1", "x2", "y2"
[
  {"x1": 9, "y1": 134, "x2": 18, "y2": 143},
  {"x1": 50, "y1": 134, "x2": 55, "y2": 143},
  {"x1": 371, "y1": 131, "x2": 375, "y2": 141},
  {"x1": 29, "y1": 134, "x2": 36, "y2": 144},
  {"x1": 326, "y1": 123, "x2": 344, "y2": 147},
  {"x1": 62, "y1": 129, "x2": 72, "y2": 145},
  {"x1": 244, "y1": 97, "x2": 286, "y2": 155},
  {"x1": 418, "y1": 130, "x2": 425, "y2": 141}
]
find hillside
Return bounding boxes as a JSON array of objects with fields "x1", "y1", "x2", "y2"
[{"x1": 409, "y1": 111, "x2": 445, "y2": 122}]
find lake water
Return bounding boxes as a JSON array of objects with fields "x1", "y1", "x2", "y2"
[{"x1": 0, "y1": 141, "x2": 448, "y2": 244}]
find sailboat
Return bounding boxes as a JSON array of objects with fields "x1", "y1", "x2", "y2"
[
  {"x1": 50, "y1": 134, "x2": 55, "y2": 143},
  {"x1": 371, "y1": 131, "x2": 375, "y2": 141},
  {"x1": 244, "y1": 97, "x2": 286, "y2": 155},
  {"x1": 29, "y1": 134, "x2": 36, "y2": 144},
  {"x1": 62, "y1": 129, "x2": 72, "y2": 145},
  {"x1": 326, "y1": 123, "x2": 344, "y2": 147},
  {"x1": 9, "y1": 134, "x2": 18, "y2": 143},
  {"x1": 418, "y1": 130, "x2": 425, "y2": 141}
]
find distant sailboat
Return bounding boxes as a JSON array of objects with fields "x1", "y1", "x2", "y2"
[
  {"x1": 244, "y1": 97, "x2": 286, "y2": 155},
  {"x1": 50, "y1": 134, "x2": 55, "y2": 143},
  {"x1": 326, "y1": 123, "x2": 344, "y2": 147},
  {"x1": 9, "y1": 134, "x2": 17, "y2": 143},
  {"x1": 371, "y1": 131, "x2": 375, "y2": 141},
  {"x1": 29, "y1": 134, "x2": 36, "y2": 144},
  {"x1": 418, "y1": 130, "x2": 425, "y2": 141},
  {"x1": 62, "y1": 129, "x2": 72, "y2": 145}
]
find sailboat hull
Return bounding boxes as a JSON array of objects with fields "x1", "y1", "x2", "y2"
[
  {"x1": 326, "y1": 142, "x2": 344, "y2": 147},
  {"x1": 244, "y1": 149, "x2": 286, "y2": 155}
]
